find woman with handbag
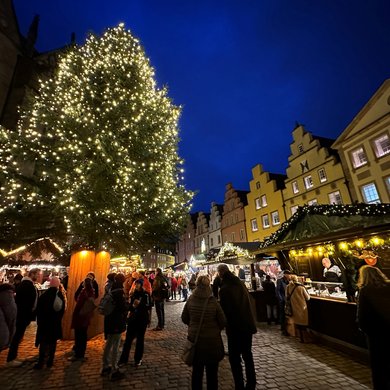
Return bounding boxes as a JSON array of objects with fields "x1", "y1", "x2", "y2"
[
  {"x1": 34, "y1": 277, "x2": 65, "y2": 369},
  {"x1": 285, "y1": 274, "x2": 310, "y2": 342},
  {"x1": 69, "y1": 278, "x2": 96, "y2": 362},
  {"x1": 181, "y1": 275, "x2": 226, "y2": 390}
]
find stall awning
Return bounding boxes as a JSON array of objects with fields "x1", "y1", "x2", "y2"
[
  {"x1": 173, "y1": 260, "x2": 188, "y2": 270},
  {"x1": 258, "y1": 203, "x2": 390, "y2": 253},
  {"x1": 201, "y1": 242, "x2": 262, "y2": 266}
]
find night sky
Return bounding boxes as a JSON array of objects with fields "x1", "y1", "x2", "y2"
[{"x1": 14, "y1": 0, "x2": 390, "y2": 212}]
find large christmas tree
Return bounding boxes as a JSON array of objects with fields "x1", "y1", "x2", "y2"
[{"x1": 0, "y1": 24, "x2": 192, "y2": 253}]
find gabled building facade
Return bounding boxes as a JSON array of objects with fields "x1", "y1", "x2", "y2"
[
  {"x1": 221, "y1": 183, "x2": 248, "y2": 244},
  {"x1": 332, "y1": 79, "x2": 390, "y2": 204},
  {"x1": 283, "y1": 124, "x2": 352, "y2": 219},
  {"x1": 208, "y1": 202, "x2": 223, "y2": 250},
  {"x1": 245, "y1": 164, "x2": 287, "y2": 242},
  {"x1": 194, "y1": 212, "x2": 210, "y2": 255},
  {"x1": 175, "y1": 213, "x2": 197, "y2": 264}
]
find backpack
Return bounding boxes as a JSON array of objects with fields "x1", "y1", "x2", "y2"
[{"x1": 97, "y1": 292, "x2": 115, "y2": 316}]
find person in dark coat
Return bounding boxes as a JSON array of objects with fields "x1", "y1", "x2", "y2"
[
  {"x1": 217, "y1": 264, "x2": 257, "y2": 390},
  {"x1": 357, "y1": 265, "x2": 390, "y2": 390},
  {"x1": 276, "y1": 270, "x2": 292, "y2": 336},
  {"x1": 104, "y1": 273, "x2": 117, "y2": 295},
  {"x1": 212, "y1": 273, "x2": 222, "y2": 299},
  {"x1": 151, "y1": 268, "x2": 168, "y2": 330},
  {"x1": 181, "y1": 275, "x2": 226, "y2": 390},
  {"x1": 7, "y1": 268, "x2": 41, "y2": 366},
  {"x1": 12, "y1": 274, "x2": 23, "y2": 293},
  {"x1": 118, "y1": 278, "x2": 152, "y2": 367},
  {"x1": 61, "y1": 272, "x2": 69, "y2": 291},
  {"x1": 101, "y1": 278, "x2": 128, "y2": 381},
  {"x1": 75, "y1": 272, "x2": 99, "y2": 300},
  {"x1": 34, "y1": 277, "x2": 65, "y2": 369},
  {"x1": 0, "y1": 284, "x2": 17, "y2": 352},
  {"x1": 261, "y1": 275, "x2": 278, "y2": 325},
  {"x1": 69, "y1": 278, "x2": 96, "y2": 361}
]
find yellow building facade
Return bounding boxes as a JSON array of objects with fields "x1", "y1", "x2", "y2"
[
  {"x1": 245, "y1": 164, "x2": 287, "y2": 242},
  {"x1": 332, "y1": 79, "x2": 390, "y2": 203},
  {"x1": 283, "y1": 125, "x2": 352, "y2": 219}
]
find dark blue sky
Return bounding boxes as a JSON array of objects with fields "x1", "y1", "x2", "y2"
[{"x1": 15, "y1": 0, "x2": 390, "y2": 212}]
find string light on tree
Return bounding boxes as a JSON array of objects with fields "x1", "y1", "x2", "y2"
[{"x1": 0, "y1": 24, "x2": 193, "y2": 253}]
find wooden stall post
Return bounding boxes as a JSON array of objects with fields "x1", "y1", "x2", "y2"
[
  {"x1": 62, "y1": 250, "x2": 96, "y2": 340},
  {"x1": 87, "y1": 251, "x2": 111, "y2": 338}
]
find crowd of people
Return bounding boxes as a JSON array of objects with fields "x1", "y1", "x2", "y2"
[{"x1": 0, "y1": 264, "x2": 389, "y2": 389}]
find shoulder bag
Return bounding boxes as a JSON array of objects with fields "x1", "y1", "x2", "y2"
[
  {"x1": 181, "y1": 297, "x2": 209, "y2": 366},
  {"x1": 285, "y1": 284, "x2": 298, "y2": 317}
]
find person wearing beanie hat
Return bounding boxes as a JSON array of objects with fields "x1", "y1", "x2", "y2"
[
  {"x1": 34, "y1": 275, "x2": 65, "y2": 369},
  {"x1": 118, "y1": 275, "x2": 152, "y2": 367}
]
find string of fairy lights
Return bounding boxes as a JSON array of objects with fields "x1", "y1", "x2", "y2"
[
  {"x1": 0, "y1": 24, "x2": 193, "y2": 252},
  {"x1": 259, "y1": 203, "x2": 390, "y2": 260}
]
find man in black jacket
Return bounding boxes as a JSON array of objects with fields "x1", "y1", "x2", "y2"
[
  {"x1": 7, "y1": 268, "x2": 41, "y2": 366},
  {"x1": 101, "y1": 277, "x2": 127, "y2": 381},
  {"x1": 276, "y1": 270, "x2": 292, "y2": 336},
  {"x1": 217, "y1": 264, "x2": 257, "y2": 390},
  {"x1": 118, "y1": 278, "x2": 152, "y2": 367}
]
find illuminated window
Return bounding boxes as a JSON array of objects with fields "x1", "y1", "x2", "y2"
[
  {"x1": 261, "y1": 195, "x2": 267, "y2": 207},
  {"x1": 271, "y1": 211, "x2": 280, "y2": 225},
  {"x1": 318, "y1": 168, "x2": 327, "y2": 183},
  {"x1": 328, "y1": 191, "x2": 342, "y2": 204},
  {"x1": 262, "y1": 214, "x2": 270, "y2": 228},
  {"x1": 361, "y1": 183, "x2": 380, "y2": 204},
  {"x1": 373, "y1": 134, "x2": 390, "y2": 158},
  {"x1": 386, "y1": 176, "x2": 390, "y2": 194},
  {"x1": 255, "y1": 198, "x2": 261, "y2": 209},
  {"x1": 304, "y1": 175, "x2": 313, "y2": 189},
  {"x1": 251, "y1": 218, "x2": 258, "y2": 231},
  {"x1": 292, "y1": 181, "x2": 299, "y2": 194},
  {"x1": 351, "y1": 147, "x2": 367, "y2": 168},
  {"x1": 307, "y1": 199, "x2": 317, "y2": 206}
]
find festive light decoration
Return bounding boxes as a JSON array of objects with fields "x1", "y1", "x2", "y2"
[
  {"x1": 261, "y1": 203, "x2": 390, "y2": 249},
  {"x1": 0, "y1": 24, "x2": 193, "y2": 253},
  {"x1": 216, "y1": 242, "x2": 255, "y2": 260},
  {"x1": 288, "y1": 236, "x2": 390, "y2": 260}
]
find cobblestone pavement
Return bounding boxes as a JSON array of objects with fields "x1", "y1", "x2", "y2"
[{"x1": 0, "y1": 300, "x2": 372, "y2": 390}]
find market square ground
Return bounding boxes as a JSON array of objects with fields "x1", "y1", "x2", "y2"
[{"x1": 0, "y1": 300, "x2": 372, "y2": 390}]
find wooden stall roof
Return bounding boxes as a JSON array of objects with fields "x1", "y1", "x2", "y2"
[{"x1": 256, "y1": 203, "x2": 390, "y2": 253}]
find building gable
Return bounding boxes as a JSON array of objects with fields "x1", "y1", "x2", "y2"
[{"x1": 333, "y1": 79, "x2": 390, "y2": 148}]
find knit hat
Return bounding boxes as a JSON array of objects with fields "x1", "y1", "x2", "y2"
[
  {"x1": 49, "y1": 277, "x2": 60, "y2": 288},
  {"x1": 135, "y1": 278, "x2": 144, "y2": 286}
]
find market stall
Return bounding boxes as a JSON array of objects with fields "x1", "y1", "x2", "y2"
[
  {"x1": 256, "y1": 203, "x2": 390, "y2": 350},
  {"x1": 0, "y1": 237, "x2": 67, "y2": 290}
]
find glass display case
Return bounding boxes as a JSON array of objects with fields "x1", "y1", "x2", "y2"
[{"x1": 305, "y1": 280, "x2": 347, "y2": 301}]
